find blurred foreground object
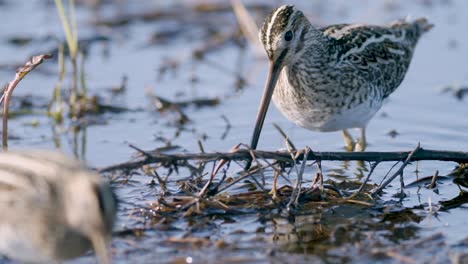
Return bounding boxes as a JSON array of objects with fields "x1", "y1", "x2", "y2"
[{"x1": 0, "y1": 150, "x2": 117, "y2": 264}]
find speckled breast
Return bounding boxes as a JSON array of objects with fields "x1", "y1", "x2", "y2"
[{"x1": 271, "y1": 67, "x2": 384, "y2": 132}]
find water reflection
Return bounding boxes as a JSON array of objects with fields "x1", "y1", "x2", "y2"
[
  {"x1": 327, "y1": 160, "x2": 369, "y2": 181},
  {"x1": 268, "y1": 204, "x2": 421, "y2": 261}
]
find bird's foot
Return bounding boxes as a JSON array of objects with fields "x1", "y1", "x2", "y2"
[
  {"x1": 342, "y1": 129, "x2": 355, "y2": 151},
  {"x1": 268, "y1": 188, "x2": 278, "y2": 200},
  {"x1": 355, "y1": 140, "x2": 366, "y2": 152},
  {"x1": 345, "y1": 141, "x2": 355, "y2": 152},
  {"x1": 355, "y1": 128, "x2": 367, "y2": 152}
]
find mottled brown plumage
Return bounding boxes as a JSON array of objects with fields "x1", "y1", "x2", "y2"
[{"x1": 251, "y1": 5, "x2": 432, "y2": 151}]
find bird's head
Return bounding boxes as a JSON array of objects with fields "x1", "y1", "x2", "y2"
[
  {"x1": 250, "y1": 5, "x2": 311, "y2": 150},
  {"x1": 64, "y1": 173, "x2": 117, "y2": 264},
  {"x1": 259, "y1": 5, "x2": 309, "y2": 67}
]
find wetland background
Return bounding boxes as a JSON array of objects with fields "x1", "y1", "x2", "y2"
[{"x1": 0, "y1": 0, "x2": 467, "y2": 263}]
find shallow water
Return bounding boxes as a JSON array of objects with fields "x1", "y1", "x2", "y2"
[{"x1": 0, "y1": 0, "x2": 467, "y2": 263}]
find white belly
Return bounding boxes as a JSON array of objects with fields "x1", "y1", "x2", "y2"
[
  {"x1": 272, "y1": 71, "x2": 385, "y2": 131},
  {"x1": 273, "y1": 97, "x2": 383, "y2": 131},
  {"x1": 311, "y1": 101, "x2": 382, "y2": 131}
]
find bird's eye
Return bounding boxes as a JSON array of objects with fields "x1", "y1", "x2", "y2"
[{"x1": 284, "y1": 31, "x2": 293, "y2": 41}]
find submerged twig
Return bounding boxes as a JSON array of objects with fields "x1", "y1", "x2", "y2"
[
  {"x1": 215, "y1": 163, "x2": 274, "y2": 194},
  {"x1": 220, "y1": 115, "x2": 231, "y2": 140},
  {"x1": 348, "y1": 161, "x2": 380, "y2": 198},
  {"x1": 287, "y1": 147, "x2": 310, "y2": 210},
  {"x1": 429, "y1": 170, "x2": 439, "y2": 189},
  {"x1": 371, "y1": 143, "x2": 421, "y2": 196},
  {"x1": 314, "y1": 159, "x2": 324, "y2": 190},
  {"x1": 197, "y1": 143, "x2": 241, "y2": 198}
]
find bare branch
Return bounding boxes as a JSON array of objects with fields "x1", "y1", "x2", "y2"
[{"x1": 99, "y1": 145, "x2": 468, "y2": 173}]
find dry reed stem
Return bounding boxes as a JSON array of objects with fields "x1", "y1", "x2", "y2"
[
  {"x1": 230, "y1": 0, "x2": 264, "y2": 55},
  {"x1": 1, "y1": 54, "x2": 52, "y2": 151}
]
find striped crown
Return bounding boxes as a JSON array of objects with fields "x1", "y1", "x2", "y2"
[{"x1": 259, "y1": 5, "x2": 307, "y2": 59}]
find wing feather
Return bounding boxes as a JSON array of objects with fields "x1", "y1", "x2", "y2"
[{"x1": 320, "y1": 20, "x2": 426, "y2": 97}]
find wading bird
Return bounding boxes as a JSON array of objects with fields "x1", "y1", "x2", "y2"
[
  {"x1": 0, "y1": 150, "x2": 117, "y2": 264},
  {"x1": 250, "y1": 5, "x2": 432, "y2": 151}
]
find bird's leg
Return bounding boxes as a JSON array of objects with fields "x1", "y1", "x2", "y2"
[
  {"x1": 355, "y1": 127, "x2": 367, "y2": 152},
  {"x1": 341, "y1": 129, "x2": 355, "y2": 151}
]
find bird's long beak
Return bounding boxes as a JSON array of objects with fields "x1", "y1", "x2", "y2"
[
  {"x1": 250, "y1": 60, "x2": 283, "y2": 150},
  {"x1": 91, "y1": 233, "x2": 111, "y2": 264}
]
